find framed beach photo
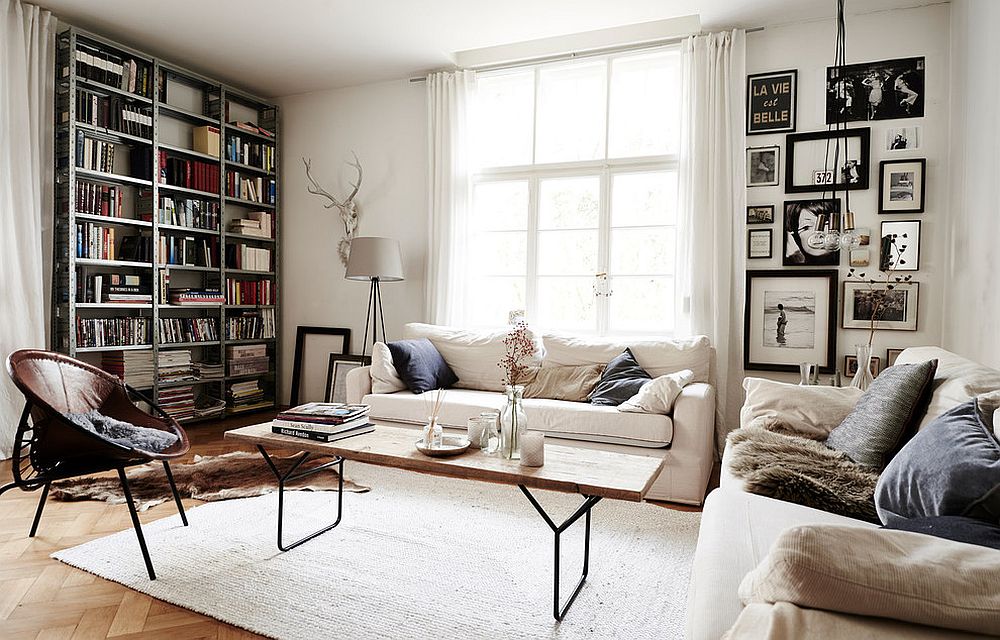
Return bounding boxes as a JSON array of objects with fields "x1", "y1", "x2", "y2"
[
  {"x1": 747, "y1": 229, "x2": 773, "y2": 259},
  {"x1": 842, "y1": 281, "x2": 919, "y2": 331},
  {"x1": 879, "y1": 159, "x2": 925, "y2": 214},
  {"x1": 747, "y1": 205, "x2": 775, "y2": 225},
  {"x1": 744, "y1": 270, "x2": 838, "y2": 373},
  {"x1": 747, "y1": 146, "x2": 780, "y2": 187}
]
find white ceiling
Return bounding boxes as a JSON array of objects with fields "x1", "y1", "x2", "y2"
[{"x1": 36, "y1": 0, "x2": 942, "y2": 97}]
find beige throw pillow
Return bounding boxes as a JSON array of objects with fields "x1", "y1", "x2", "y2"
[
  {"x1": 370, "y1": 342, "x2": 406, "y2": 394},
  {"x1": 519, "y1": 364, "x2": 603, "y2": 402},
  {"x1": 618, "y1": 370, "x2": 694, "y2": 415},
  {"x1": 738, "y1": 524, "x2": 1000, "y2": 635},
  {"x1": 741, "y1": 378, "x2": 863, "y2": 440}
]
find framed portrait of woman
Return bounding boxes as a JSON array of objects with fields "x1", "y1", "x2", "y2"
[{"x1": 783, "y1": 199, "x2": 841, "y2": 266}]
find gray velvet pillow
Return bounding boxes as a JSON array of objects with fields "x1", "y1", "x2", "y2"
[
  {"x1": 875, "y1": 397, "x2": 1000, "y2": 526},
  {"x1": 825, "y1": 359, "x2": 937, "y2": 470}
]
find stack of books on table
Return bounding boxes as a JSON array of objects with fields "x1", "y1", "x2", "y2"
[
  {"x1": 102, "y1": 350, "x2": 154, "y2": 389},
  {"x1": 272, "y1": 403, "x2": 373, "y2": 442}
]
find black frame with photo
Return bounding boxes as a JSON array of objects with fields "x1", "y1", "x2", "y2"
[
  {"x1": 744, "y1": 269, "x2": 839, "y2": 373},
  {"x1": 841, "y1": 281, "x2": 919, "y2": 331},
  {"x1": 747, "y1": 146, "x2": 780, "y2": 187},
  {"x1": 825, "y1": 57, "x2": 925, "y2": 123},
  {"x1": 747, "y1": 229, "x2": 773, "y2": 259},
  {"x1": 879, "y1": 220, "x2": 921, "y2": 271},
  {"x1": 886, "y1": 348, "x2": 905, "y2": 367},
  {"x1": 782, "y1": 198, "x2": 841, "y2": 267},
  {"x1": 784, "y1": 128, "x2": 871, "y2": 193},
  {"x1": 747, "y1": 69, "x2": 797, "y2": 135},
  {"x1": 289, "y1": 326, "x2": 353, "y2": 406},
  {"x1": 746, "y1": 205, "x2": 775, "y2": 225},
  {"x1": 325, "y1": 354, "x2": 370, "y2": 404},
  {"x1": 845, "y1": 354, "x2": 881, "y2": 378},
  {"x1": 878, "y1": 159, "x2": 926, "y2": 214}
]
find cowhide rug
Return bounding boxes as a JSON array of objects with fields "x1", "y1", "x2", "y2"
[{"x1": 51, "y1": 451, "x2": 369, "y2": 511}]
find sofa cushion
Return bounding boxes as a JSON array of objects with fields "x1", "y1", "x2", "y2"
[
  {"x1": 540, "y1": 331, "x2": 712, "y2": 383},
  {"x1": 362, "y1": 387, "x2": 673, "y2": 447},
  {"x1": 370, "y1": 342, "x2": 406, "y2": 394},
  {"x1": 619, "y1": 370, "x2": 694, "y2": 415},
  {"x1": 385, "y1": 339, "x2": 458, "y2": 394},
  {"x1": 886, "y1": 516, "x2": 1000, "y2": 551},
  {"x1": 895, "y1": 346, "x2": 1000, "y2": 429},
  {"x1": 740, "y1": 378, "x2": 863, "y2": 440},
  {"x1": 519, "y1": 364, "x2": 602, "y2": 402},
  {"x1": 588, "y1": 348, "x2": 652, "y2": 406},
  {"x1": 403, "y1": 323, "x2": 544, "y2": 393}
]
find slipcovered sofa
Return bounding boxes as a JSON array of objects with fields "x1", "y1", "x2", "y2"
[{"x1": 346, "y1": 322, "x2": 717, "y2": 505}]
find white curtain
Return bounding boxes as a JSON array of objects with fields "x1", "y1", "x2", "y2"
[
  {"x1": 676, "y1": 30, "x2": 746, "y2": 456},
  {"x1": 425, "y1": 70, "x2": 476, "y2": 326},
  {"x1": 0, "y1": 0, "x2": 56, "y2": 459}
]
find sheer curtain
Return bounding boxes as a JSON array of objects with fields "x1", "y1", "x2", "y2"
[
  {"x1": 425, "y1": 70, "x2": 476, "y2": 326},
  {"x1": 0, "y1": 0, "x2": 56, "y2": 459},
  {"x1": 676, "y1": 30, "x2": 746, "y2": 455}
]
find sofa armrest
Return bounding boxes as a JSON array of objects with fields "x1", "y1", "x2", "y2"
[
  {"x1": 346, "y1": 366, "x2": 372, "y2": 404},
  {"x1": 650, "y1": 382, "x2": 716, "y2": 504}
]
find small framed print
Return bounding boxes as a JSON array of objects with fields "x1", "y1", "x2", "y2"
[
  {"x1": 747, "y1": 70, "x2": 797, "y2": 135},
  {"x1": 845, "y1": 354, "x2": 881, "y2": 378},
  {"x1": 855, "y1": 227, "x2": 871, "y2": 247},
  {"x1": 879, "y1": 220, "x2": 921, "y2": 271},
  {"x1": 747, "y1": 146, "x2": 780, "y2": 187},
  {"x1": 849, "y1": 249, "x2": 870, "y2": 267},
  {"x1": 747, "y1": 205, "x2": 775, "y2": 225},
  {"x1": 842, "y1": 281, "x2": 919, "y2": 331},
  {"x1": 879, "y1": 159, "x2": 925, "y2": 214},
  {"x1": 325, "y1": 354, "x2": 370, "y2": 403},
  {"x1": 886, "y1": 348, "x2": 905, "y2": 367},
  {"x1": 748, "y1": 229, "x2": 773, "y2": 259},
  {"x1": 886, "y1": 126, "x2": 921, "y2": 151}
]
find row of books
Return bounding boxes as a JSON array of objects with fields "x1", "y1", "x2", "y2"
[
  {"x1": 228, "y1": 341, "x2": 269, "y2": 376},
  {"x1": 225, "y1": 244, "x2": 271, "y2": 272},
  {"x1": 225, "y1": 136, "x2": 275, "y2": 172},
  {"x1": 158, "y1": 235, "x2": 217, "y2": 268},
  {"x1": 74, "y1": 89, "x2": 152, "y2": 138},
  {"x1": 273, "y1": 402, "x2": 373, "y2": 443},
  {"x1": 159, "y1": 317, "x2": 219, "y2": 344},
  {"x1": 102, "y1": 350, "x2": 154, "y2": 389},
  {"x1": 159, "y1": 152, "x2": 220, "y2": 194},
  {"x1": 169, "y1": 288, "x2": 224, "y2": 306},
  {"x1": 139, "y1": 192, "x2": 219, "y2": 230},
  {"x1": 226, "y1": 309, "x2": 275, "y2": 341},
  {"x1": 75, "y1": 132, "x2": 116, "y2": 173},
  {"x1": 75, "y1": 181, "x2": 123, "y2": 218},
  {"x1": 226, "y1": 172, "x2": 275, "y2": 205},
  {"x1": 226, "y1": 278, "x2": 275, "y2": 306},
  {"x1": 228, "y1": 211, "x2": 272, "y2": 238},
  {"x1": 77, "y1": 274, "x2": 151, "y2": 304},
  {"x1": 76, "y1": 317, "x2": 149, "y2": 348},
  {"x1": 75, "y1": 223, "x2": 117, "y2": 260},
  {"x1": 71, "y1": 43, "x2": 152, "y2": 98},
  {"x1": 227, "y1": 379, "x2": 268, "y2": 411}
]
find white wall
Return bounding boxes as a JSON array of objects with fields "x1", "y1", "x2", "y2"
[
  {"x1": 745, "y1": 3, "x2": 950, "y2": 382},
  {"x1": 277, "y1": 80, "x2": 427, "y2": 403},
  {"x1": 943, "y1": 0, "x2": 1000, "y2": 368}
]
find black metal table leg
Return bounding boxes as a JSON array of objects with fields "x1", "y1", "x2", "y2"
[
  {"x1": 519, "y1": 485, "x2": 602, "y2": 621},
  {"x1": 257, "y1": 445, "x2": 345, "y2": 552}
]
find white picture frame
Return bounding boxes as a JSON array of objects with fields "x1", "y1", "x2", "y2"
[
  {"x1": 842, "y1": 281, "x2": 919, "y2": 331},
  {"x1": 747, "y1": 146, "x2": 780, "y2": 187}
]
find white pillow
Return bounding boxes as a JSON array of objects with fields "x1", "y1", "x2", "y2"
[
  {"x1": 541, "y1": 332, "x2": 712, "y2": 383},
  {"x1": 741, "y1": 377, "x2": 863, "y2": 440},
  {"x1": 370, "y1": 342, "x2": 406, "y2": 394},
  {"x1": 618, "y1": 370, "x2": 694, "y2": 414}
]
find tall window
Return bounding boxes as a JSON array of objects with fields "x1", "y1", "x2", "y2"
[{"x1": 466, "y1": 48, "x2": 681, "y2": 334}]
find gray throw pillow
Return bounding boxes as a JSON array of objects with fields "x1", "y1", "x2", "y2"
[
  {"x1": 825, "y1": 359, "x2": 937, "y2": 470},
  {"x1": 875, "y1": 397, "x2": 1000, "y2": 526},
  {"x1": 588, "y1": 348, "x2": 652, "y2": 406}
]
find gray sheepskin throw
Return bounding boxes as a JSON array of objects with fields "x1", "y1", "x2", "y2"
[
  {"x1": 726, "y1": 427, "x2": 881, "y2": 523},
  {"x1": 51, "y1": 451, "x2": 370, "y2": 511},
  {"x1": 65, "y1": 409, "x2": 178, "y2": 452}
]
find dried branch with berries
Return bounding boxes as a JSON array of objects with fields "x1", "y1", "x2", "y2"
[{"x1": 498, "y1": 320, "x2": 535, "y2": 387}]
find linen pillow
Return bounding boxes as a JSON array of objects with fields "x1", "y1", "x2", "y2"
[
  {"x1": 385, "y1": 339, "x2": 458, "y2": 394},
  {"x1": 740, "y1": 378, "x2": 863, "y2": 440},
  {"x1": 825, "y1": 359, "x2": 938, "y2": 469},
  {"x1": 370, "y1": 341, "x2": 406, "y2": 394},
  {"x1": 588, "y1": 348, "x2": 652, "y2": 406},
  {"x1": 886, "y1": 516, "x2": 1000, "y2": 551},
  {"x1": 618, "y1": 369, "x2": 694, "y2": 415},
  {"x1": 875, "y1": 395, "x2": 1000, "y2": 526},
  {"x1": 738, "y1": 524, "x2": 1000, "y2": 635},
  {"x1": 519, "y1": 364, "x2": 602, "y2": 402}
]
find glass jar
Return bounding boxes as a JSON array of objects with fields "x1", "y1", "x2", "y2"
[
  {"x1": 500, "y1": 385, "x2": 526, "y2": 460},
  {"x1": 479, "y1": 411, "x2": 501, "y2": 455},
  {"x1": 423, "y1": 416, "x2": 442, "y2": 449}
]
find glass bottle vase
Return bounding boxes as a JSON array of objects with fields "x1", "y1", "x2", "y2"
[
  {"x1": 500, "y1": 385, "x2": 527, "y2": 460},
  {"x1": 850, "y1": 344, "x2": 875, "y2": 391}
]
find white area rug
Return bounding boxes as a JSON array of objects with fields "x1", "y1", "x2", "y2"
[{"x1": 53, "y1": 463, "x2": 701, "y2": 639}]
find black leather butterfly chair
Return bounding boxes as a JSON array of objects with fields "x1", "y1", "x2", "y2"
[{"x1": 2, "y1": 349, "x2": 191, "y2": 579}]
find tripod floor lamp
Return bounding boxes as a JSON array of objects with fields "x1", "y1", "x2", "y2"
[{"x1": 345, "y1": 236, "x2": 404, "y2": 360}]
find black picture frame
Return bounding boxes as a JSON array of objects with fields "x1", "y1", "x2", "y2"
[
  {"x1": 845, "y1": 354, "x2": 881, "y2": 378},
  {"x1": 782, "y1": 198, "x2": 841, "y2": 267},
  {"x1": 746, "y1": 205, "x2": 775, "y2": 225},
  {"x1": 289, "y1": 326, "x2": 353, "y2": 406},
  {"x1": 744, "y1": 269, "x2": 838, "y2": 373},
  {"x1": 879, "y1": 220, "x2": 921, "y2": 271},
  {"x1": 826, "y1": 57, "x2": 925, "y2": 123},
  {"x1": 747, "y1": 69, "x2": 797, "y2": 135},
  {"x1": 747, "y1": 146, "x2": 780, "y2": 187},
  {"x1": 886, "y1": 348, "x2": 904, "y2": 367},
  {"x1": 325, "y1": 354, "x2": 370, "y2": 404},
  {"x1": 878, "y1": 158, "x2": 926, "y2": 214},
  {"x1": 785, "y1": 128, "x2": 871, "y2": 193},
  {"x1": 747, "y1": 229, "x2": 773, "y2": 259}
]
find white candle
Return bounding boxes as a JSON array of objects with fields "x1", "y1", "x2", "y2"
[
  {"x1": 466, "y1": 417, "x2": 486, "y2": 449},
  {"x1": 519, "y1": 431, "x2": 545, "y2": 467}
]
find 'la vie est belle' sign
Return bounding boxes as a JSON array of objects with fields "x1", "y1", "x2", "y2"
[{"x1": 747, "y1": 70, "x2": 797, "y2": 135}]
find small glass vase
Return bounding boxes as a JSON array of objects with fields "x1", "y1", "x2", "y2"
[
  {"x1": 423, "y1": 416, "x2": 442, "y2": 449},
  {"x1": 500, "y1": 385, "x2": 526, "y2": 460},
  {"x1": 850, "y1": 344, "x2": 875, "y2": 391}
]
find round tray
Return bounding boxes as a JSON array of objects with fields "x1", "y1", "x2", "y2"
[{"x1": 415, "y1": 435, "x2": 471, "y2": 457}]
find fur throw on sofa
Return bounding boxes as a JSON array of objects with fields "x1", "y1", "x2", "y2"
[{"x1": 727, "y1": 426, "x2": 881, "y2": 523}]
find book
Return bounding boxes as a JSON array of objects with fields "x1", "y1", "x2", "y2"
[
  {"x1": 271, "y1": 423, "x2": 374, "y2": 443},
  {"x1": 277, "y1": 402, "x2": 370, "y2": 423},
  {"x1": 271, "y1": 415, "x2": 370, "y2": 433}
]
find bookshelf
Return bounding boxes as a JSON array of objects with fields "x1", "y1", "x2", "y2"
[{"x1": 53, "y1": 26, "x2": 281, "y2": 424}]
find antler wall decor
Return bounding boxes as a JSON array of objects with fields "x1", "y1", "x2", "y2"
[{"x1": 302, "y1": 152, "x2": 363, "y2": 267}]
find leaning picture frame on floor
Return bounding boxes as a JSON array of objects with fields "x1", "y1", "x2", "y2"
[
  {"x1": 886, "y1": 347, "x2": 905, "y2": 367},
  {"x1": 744, "y1": 270, "x2": 838, "y2": 373},
  {"x1": 289, "y1": 326, "x2": 353, "y2": 405},
  {"x1": 325, "y1": 354, "x2": 370, "y2": 403}
]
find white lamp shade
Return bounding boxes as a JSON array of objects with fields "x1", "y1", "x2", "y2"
[{"x1": 345, "y1": 236, "x2": 404, "y2": 281}]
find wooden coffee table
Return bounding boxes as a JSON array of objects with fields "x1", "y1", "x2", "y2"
[{"x1": 226, "y1": 422, "x2": 665, "y2": 620}]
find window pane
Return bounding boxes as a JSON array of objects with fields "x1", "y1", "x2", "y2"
[
  {"x1": 467, "y1": 277, "x2": 526, "y2": 327},
  {"x1": 610, "y1": 276, "x2": 675, "y2": 332},
  {"x1": 538, "y1": 176, "x2": 599, "y2": 229},
  {"x1": 536, "y1": 60, "x2": 607, "y2": 163},
  {"x1": 471, "y1": 71, "x2": 534, "y2": 167},
  {"x1": 471, "y1": 231, "x2": 526, "y2": 276},
  {"x1": 537, "y1": 277, "x2": 595, "y2": 331},
  {"x1": 608, "y1": 51, "x2": 680, "y2": 157},
  {"x1": 611, "y1": 228, "x2": 676, "y2": 275},
  {"x1": 538, "y1": 230, "x2": 598, "y2": 275},
  {"x1": 611, "y1": 171, "x2": 677, "y2": 227},
  {"x1": 472, "y1": 180, "x2": 529, "y2": 231}
]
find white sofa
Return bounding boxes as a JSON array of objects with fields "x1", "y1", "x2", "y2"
[
  {"x1": 346, "y1": 323, "x2": 718, "y2": 505},
  {"x1": 686, "y1": 347, "x2": 1000, "y2": 639}
]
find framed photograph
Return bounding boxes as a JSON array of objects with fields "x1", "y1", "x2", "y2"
[
  {"x1": 783, "y1": 199, "x2": 841, "y2": 266},
  {"x1": 845, "y1": 354, "x2": 881, "y2": 378},
  {"x1": 826, "y1": 57, "x2": 925, "y2": 123},
  {"x1": 325, "y1": 354, "x2": 370, "y2": 404},
  {"x1": 747, "y1": 146, "x2": 780, "y2": 187},
  {"x1": 785, "y1": 128, "x2": 870, "y2": 193},
  {"x1": 744, "y1": 270, "x2": 838, "y2": 373},
  {"x1": 289, "y1": 326, "x2": 353, "y2": 405},
  {"x1": 842, "y1": 281, "x2": 919, "y2": 331},
  {"x1": 747, "y1": 70, "x2": 797, "y2": 135},
  {"x1": 879, "y1": 159, "x2": 925, "y2": 214},
  {"x1": 886, "y1": 126, "x2": 921, "y2": 151},
  {"x1": 886, "y1": 348, "x2": 905, "y2": 367},
  {"x1": 879, "y1": 220, "x2": 921, "y2": 271},
  {"x1": 747, "y1": 205, "x2": 775, "y2": 225},
  {"x1": 849, "y1": 249, "x2": 870, "y2": 267},
  {"x1": 855, "y1": 227, "x2": 871, "y2": 247},
  {"x1": 748, "y1": 229, "x2": 773, "y2": 259}
]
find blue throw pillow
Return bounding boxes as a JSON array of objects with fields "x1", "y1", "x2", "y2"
[
  {"x1": 588, "y1": 348, "x2": 652, "y2": 406},
  {"x1": 386, "y1": 338, "x2": 458, "y2": 394},
  {"x1": 884, "y1": 516, "x2": 1000, "y2": 551}
]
